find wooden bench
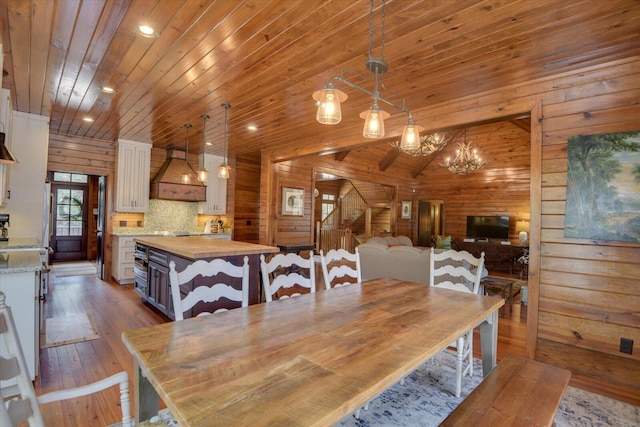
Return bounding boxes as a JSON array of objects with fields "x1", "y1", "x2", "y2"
[{"x1": 440, "y1": 355, "x2": 571, "y2": 427}]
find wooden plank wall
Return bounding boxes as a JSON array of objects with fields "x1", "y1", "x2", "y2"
[
  {"x1": 234, "y1": 154, "x2": 260, "y2": 243},
  {"x1": 410, "y1": 121, "x2": 532, "y2": 242}
]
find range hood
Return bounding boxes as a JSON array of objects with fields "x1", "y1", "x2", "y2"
[{"x1": 150, "y1": 149, "x2": 206, "y2": 202}]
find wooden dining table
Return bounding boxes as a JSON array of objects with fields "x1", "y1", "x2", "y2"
[{"x1": 122, "y1": 277, "x2": 504, "y2": 426}]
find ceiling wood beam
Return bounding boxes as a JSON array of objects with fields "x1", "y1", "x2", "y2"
[
  {"x1": 378, "y1": 147, "x2": 401, "y2": 171},
  {"x1": 335, "y1": 150, "x2": 350, "y2": 161},
  {"x1": 509, "y1": 118, "x2": 532, "y2": 133}
]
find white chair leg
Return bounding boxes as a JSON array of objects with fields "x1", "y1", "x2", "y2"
[
  {"x1": 455, "y1": 336, "x2": 464, "y2": 397},
  {"x1": 467, "y1": 331, "x2": 474, "y2": 377},
  {"x1": 355, "y1": 409, "x2": 361, "y2": 418}
]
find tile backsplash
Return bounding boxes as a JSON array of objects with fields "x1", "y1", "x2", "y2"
[{"x1": 113, "y1": 200, "x2": 200, "y2": 234}]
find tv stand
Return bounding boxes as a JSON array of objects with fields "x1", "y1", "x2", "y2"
[{"x1": 453, "y1": 240, "x2": 527, "y2": 274}]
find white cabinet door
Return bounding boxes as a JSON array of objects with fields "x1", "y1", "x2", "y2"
[
  {"x1": 116, "y1": 139, "x2": 151, "y2": 212},
  {"x1": 111, "y1": 236, "x2": 135, "y2": 284},
  {"x1": 0, "y1": 88, "x2": 13, "y2": 206},
  {"x1": 0, "y1": 271, "x2": 38, "y2": 391},
  {"x1": 198, "y1": 154, "x2": 227, "y2": 214}
]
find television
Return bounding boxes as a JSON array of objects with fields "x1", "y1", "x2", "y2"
[{"x1": 466, "y1": 215, "x2": 510, "y2": 240}]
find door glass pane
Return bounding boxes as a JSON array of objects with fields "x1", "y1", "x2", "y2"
[
  {"x1": 56, "y1": 220, "x2": 69, "y2": 236},
  {"x1": 70, "y1": 221, "x2": 83, "y2": 236},
  {"x1": 56, "y1": 188, "x2": 84, "y2": 237}
]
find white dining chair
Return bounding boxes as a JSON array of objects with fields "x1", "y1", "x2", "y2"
[
  {"x1": 260, "y1": 252, "x2": 315, "y2": 301},
  {"x1": 429, "y1": 247, "x2": 486, "y2": 397},
  {"x1": 169, "y1": 256, "x2": 250, "y2": 321},
  {"x1": 0, "y1": 291, "x2": 133, "y2": 427},
  {"x1": 319, "y1": 248, "x2": 362, "y2": 289}
]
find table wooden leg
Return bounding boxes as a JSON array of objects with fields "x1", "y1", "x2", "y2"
[
  {"x1": 133, "y1": 359, "x2": 160, "y2": 423},
  {"x1": 479, "y1": 310, "x2": 499, "y2": 377}
]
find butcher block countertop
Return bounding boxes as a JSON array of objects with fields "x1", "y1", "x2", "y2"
[{"x1": 133, "y1": 236, "x2": 279, "y2": 260}]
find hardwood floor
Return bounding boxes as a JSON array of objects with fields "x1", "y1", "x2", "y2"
[
  {"x1": 35, "y1": 271, "x2": 166, "y2": 426},
  {"x1": 30, "y1": 270, "x2": 612, "y2": 425}
]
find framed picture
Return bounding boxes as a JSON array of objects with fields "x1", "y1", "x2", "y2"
[
  {"x1": 401, "y1": 201, "x2": 412, "y2": 219},
  {"x1": 282, "y1": 187, "x2": 304, "y2": 216},
  {"x1": 564, "y1": 129, "x2": 640, "y2": 242}
]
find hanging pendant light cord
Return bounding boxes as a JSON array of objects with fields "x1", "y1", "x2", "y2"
[{"x1": 222, "y1": 103, "x2": 230, "y2": 164}]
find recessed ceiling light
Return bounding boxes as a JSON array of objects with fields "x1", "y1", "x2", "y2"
[
  {"x1": 101, "y1": 86, "x2": 115, "y2": 93},
  {"x1": 135, "y1": 24, "x2": 159, "y2": 38},
  {"x1": 247, "y1": 125, "x2": 257, "y2": 131},
  {"x1": 83, "y1": 117, "x2": 94, "y2": 123}
]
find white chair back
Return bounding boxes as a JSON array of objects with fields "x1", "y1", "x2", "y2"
[
  {"x1": 0, "y1": 292, "x2": 132, "y2": 426},
  {"x1": 260, "y1": 252, "x2": 315, "y2": 301},
  {"x1": 169, "y1": 256, "x2": 250, "y2": 321},
  {"x1": 429, "y1": 248, "x2": 486, "y2": 294},
  {"x1": 320, "y1": 248, "x2": 362, "y2": 290}
]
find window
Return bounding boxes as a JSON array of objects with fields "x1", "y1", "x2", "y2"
[
  {"x1": 321, "y1": 193, "x2": 336, "y2": 224},
  {"x1": 53, "y1": 172, "x2": 88, "y2": 183}
]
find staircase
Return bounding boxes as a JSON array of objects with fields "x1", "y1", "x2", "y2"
[{"x1": 317, "y1": 179, "x2": 394, "y2": 253}]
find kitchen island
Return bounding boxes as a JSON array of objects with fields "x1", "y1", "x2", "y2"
[{"x1": 133, "y1": 236, "x2": 278, "y2": 319}]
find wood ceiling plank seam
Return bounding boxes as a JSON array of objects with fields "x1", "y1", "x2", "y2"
[
  {"x1": 50, "y1": 0, "x2": 109, "y2": 134},
  {"x1": 28, "y1": 0, "x2": 55, "y2": 115},
  {"x1": 90, "y1": 0, "x2": 189, "y2": 140},
  {"x1": 110, "y1": 0, "x2": 254, "y2": 142},
  {"x1": 61, "y1": 0, "x2": 131, "y2": 138},
  {"x1": 5, "y1": 0, "x2": 31, "y2": 112}
]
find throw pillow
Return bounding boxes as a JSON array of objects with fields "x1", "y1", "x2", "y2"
[{"x1": 436, "y1": 235, "x2": 452, "y2": 249}]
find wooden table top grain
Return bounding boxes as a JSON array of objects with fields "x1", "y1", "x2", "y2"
[
  {"x1": 122, "y1": 278, "x2": 504, "y2": 426},
  {"x1": 133, "y1": 236, "x2": 279, "y2": 259}
]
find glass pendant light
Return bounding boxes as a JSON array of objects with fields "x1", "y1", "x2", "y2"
[
  {"x1": 182, "y1": 124, "x2": 192, "y2": 184},
  {"x1": 360, "y1": 100, "x2": 390, "y2": 138},
  {"x1": 218, "y1": 103, "x2": 231, "y2": 179},
  {"x1": 197, "y1": 115, "x2": 209, "y2": 182},
  {"x1": 312, "y1": 82, "x2": 348, "y2": 124},
  {"x1": 400, "y1": 118, "x2": 424, "y2": 151}
]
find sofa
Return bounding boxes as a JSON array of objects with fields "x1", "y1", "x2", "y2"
[
  {"x1": 357, "y1": 236, "x2": 433, "y2": 284},
  {"x1": 357, "y1": 236, "x2": 487, "y2": 286}
]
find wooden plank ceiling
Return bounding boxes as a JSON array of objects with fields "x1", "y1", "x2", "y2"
[{"x1": 1, "y1": 0, "x2": 639, "y2": 171}]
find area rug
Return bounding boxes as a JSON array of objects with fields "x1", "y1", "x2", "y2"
[
  {"x1": 52, "y1": 261, "x2": 97, "y2": 277},
  {"x1": 40, "y1": 313, "x2": 100, "y2": 348},
  {"x1": 154, "y1": 350, "x2": 639, "y2": 426}
]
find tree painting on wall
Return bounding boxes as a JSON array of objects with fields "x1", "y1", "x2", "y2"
[{"x1": 564, "y1": 130, "x2": 640, "y2": 242}]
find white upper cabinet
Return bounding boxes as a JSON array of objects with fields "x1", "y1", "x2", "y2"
[
  {"x1": 116, "y1": 139, "x2": 151, "y2": 212},
  {"x1": 198, "y1": 154, "x2": 227, "y2": 215}
]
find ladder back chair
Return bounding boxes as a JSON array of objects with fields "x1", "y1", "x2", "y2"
[
  {"x1": 319, "y1": 248, "x2": 362, "y2": 290},
  {"x1": 0, "y1": 292, "x2": 133, "y2": 427},
  {"x1": 169, "y1": 256, "x2": 250, "y2": 321},
  {"x1": 429, "y1": 247, "x2": 486, "y2": 397},
  {"x1": 260, "y1": 252, "x2": 316, "y2": 302}
]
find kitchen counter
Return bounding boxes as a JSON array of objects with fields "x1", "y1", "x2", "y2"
[
  {"x1": 133, "y1": 236, "x2": 277, "y2": 260},
  {"x1": 0, "y1": 250, "x2": 44, "y2": 273},
  {"x1": 0, "y1": 238, "x2": 43, "y2": 251}
]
